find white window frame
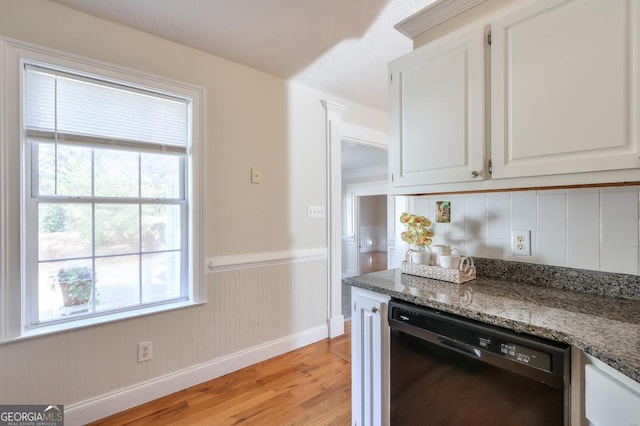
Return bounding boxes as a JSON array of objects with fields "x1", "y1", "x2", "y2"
[{"x1": 0, "y1": 38, "x2": 205, "y2": 341}]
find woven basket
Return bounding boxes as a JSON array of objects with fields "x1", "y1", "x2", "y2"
[{"x1": 401, "y1": 261, "x2": 476, "y2": 284}]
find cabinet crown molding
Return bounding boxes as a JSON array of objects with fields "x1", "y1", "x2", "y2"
[{"x1": 395, "y1": 0, "x2": 486, "y2": 39}]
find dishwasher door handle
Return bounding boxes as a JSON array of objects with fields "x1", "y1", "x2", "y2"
[
  {"x1": 439, "y1": 337, "x2": 482, "y2": 358},
  {"x1": 390, "y1": 318, "x2": 483, "y2": 360}
]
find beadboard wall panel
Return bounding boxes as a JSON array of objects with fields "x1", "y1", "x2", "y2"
[
  {"x1": 0, "y1": 256, "x2": 328, "y2": 418},
  {"x1": 359, "y1": 226, "x2": 387, "y2": 253},
  {"x1": 0, "y1": 303, "x2": 209, "y2": 405},
  {"x1": 210, "y1": 259, "x2": 327, "y2": 358}
]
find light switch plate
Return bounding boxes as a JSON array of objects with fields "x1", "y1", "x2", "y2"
[
  {"x1": 251, "y1": 168, "x2": 262, "y2": 184},
  {"x1": 307, "y1": 206, "x2": 325, "y2": 218}
]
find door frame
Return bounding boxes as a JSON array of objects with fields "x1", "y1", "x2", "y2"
[{"x1": 322, "y1": 100, "x2": 387, "y2": 337}]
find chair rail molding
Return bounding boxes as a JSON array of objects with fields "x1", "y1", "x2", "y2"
[{"x1": 206, "y1": 248, "x2": 327, "y2": 272}]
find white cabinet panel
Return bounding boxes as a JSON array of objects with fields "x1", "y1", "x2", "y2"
[
  {"x1": 351, "y1": 287, "x2": 390, "y2": 426},
  {"x1": 584, "y1": 363, "x2": 640, "y2": 425},
  {"x1": 491, "y1": 0, "x2": 640, "y2": 179},
  {"x1": 389, "y1": 24, "x2": 486, "y2": 187}
]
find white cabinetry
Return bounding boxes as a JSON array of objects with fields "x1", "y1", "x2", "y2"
[
  {"x1": 581, "y1": 353, "x2": 640, "y2": 426},
  {"x1": 491, "y1": 0, "x2": 640, "y2": 179},
  {"x1": 389, "y1": 24, "x2": 486, "y2": 188},
  {"x1": 351, "y1": 287, "x2": 390, "y2": 426}
]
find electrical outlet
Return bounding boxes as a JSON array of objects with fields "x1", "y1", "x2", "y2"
[
  {"x1": 307, "y1": 206, "x2": 325, "y2": 218},
  {"x1": 137, "y1": 341, "x2": 153, "y2": 363},
  {"x1": 511, "y1": 230, "x2": 531, "y2": 256}
]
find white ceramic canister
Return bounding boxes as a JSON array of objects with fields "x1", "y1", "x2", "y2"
[
  {"x1": 433, "y1": 246, "x2": 461, "y2": 267},
  {"x1": 406, "y1": 247, "x2": 432, "y2": 265},
  {"x1": 439, "y1": 254, "x2": 462, "y2": 269}
]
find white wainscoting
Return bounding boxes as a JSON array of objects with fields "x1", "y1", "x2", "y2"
[
  {"x1": 344, "y1": 228, "x2": 388, "y2": 278},
  {"x1": 359, "y1": 226, "x2": 387, "y2": 253},
  {"x1": 208, "y1": 254, "x2": 328, "y2": 358},
  {"x1": 2, "y1": 250, "x2": 329, "y2": 425},
  {"x1": 65, "y1": 323, "x2": 327, "y2": 425},
  {"x1": 342, "y1": 235, "x2": 357, "y2": 278}
]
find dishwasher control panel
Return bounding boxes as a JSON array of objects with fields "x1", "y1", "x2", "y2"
[
  {"x1": 390, "y1": 301, "x2": 565, "y2": 376},
  {"x1": 498, "y1": 341, "x2": 550, "y2": 371},
  {"x1": 474, "y1": 334, "x2": 552, "y2": 372}
]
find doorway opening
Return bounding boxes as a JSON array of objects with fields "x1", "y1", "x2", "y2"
[
  {"x1": 323, "y1": 100, "x2": 388, "y2": 333},
  {"x1": 357, "y1": 194, "x2": 388, "y2": 274},
  {"x1": 340, "y1": 165, "x2": 388, "y2": 319}
]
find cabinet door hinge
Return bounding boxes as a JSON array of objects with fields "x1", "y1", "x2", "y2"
[
  {"x1": 488, "y1": 159, "x2": 493, "y2": 175},
  {"x1": 488, "y1": 31, "x2": 492, "y2": 46},
  {"x1": 390, "y1": 73, "x2": 393, "y2": 83}
]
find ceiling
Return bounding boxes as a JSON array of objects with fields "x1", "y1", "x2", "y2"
[{"x1": 51, "y1": 0, "x2": 436, "y2": 112}]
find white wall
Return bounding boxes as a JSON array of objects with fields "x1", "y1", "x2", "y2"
[
  {"x1": 360, "y1": 195, "x2": 387, "y2": 227},
  {"x1": 0, "y1": 0, "x2": 385, "y2": 422},
  {"x1": 404, "y1": 186, "x2": 640, "y2": 275}
]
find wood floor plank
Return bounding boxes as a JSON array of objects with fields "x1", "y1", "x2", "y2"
[{"x1": 89, "y1": 322, "x2": 351, "y2": 425}]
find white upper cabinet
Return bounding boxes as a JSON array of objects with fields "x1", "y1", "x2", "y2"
[
  {"x1": 491, "y1": 0, "x2": 640, "y2": 179},
  {"x1": 389, "y1": 24, "x2": 486, "y2": 188}
]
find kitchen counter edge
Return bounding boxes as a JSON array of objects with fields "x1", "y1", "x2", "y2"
[{"x1": 344, "y1": 269, "x2": 640, "y2": 384}]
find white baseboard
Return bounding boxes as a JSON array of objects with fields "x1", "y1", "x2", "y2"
[
  {"x1": 328, "y1": 314, "x2": 345, "y2": 338},
  {"x1": 64, "y1": 324, "x2": 329, "y2": 426}
]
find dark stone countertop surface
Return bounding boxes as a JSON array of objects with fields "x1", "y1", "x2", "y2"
[{"x1": 344, "y1": 263, "x2": 640, "y2": 383}]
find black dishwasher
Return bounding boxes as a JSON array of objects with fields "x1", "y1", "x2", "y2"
[{"x1": 388, "y1": 299, "x2": 570, "y2": 426}]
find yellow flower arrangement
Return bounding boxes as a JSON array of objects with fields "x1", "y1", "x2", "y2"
[{"x1": 400, "y1": 212, "x2": 433, "y2": 250}]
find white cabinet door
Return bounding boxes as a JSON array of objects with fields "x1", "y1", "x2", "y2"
[
  {"x1": 491, "y1": 0, "x2": 640, "y2": 179},
  {"x1": 389, "y1": 24, "x2": 486, "y2": 188},
  {"x1": 583, "y1": 354, "x2": 640, "y2": 426},
  {"x1": 351, "y1": 288, "x2": 390, "y2": 426}
]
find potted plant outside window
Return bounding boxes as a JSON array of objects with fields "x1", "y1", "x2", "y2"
[{"x1": 53, "y1": 266, "x2": 93, "y2": 307}]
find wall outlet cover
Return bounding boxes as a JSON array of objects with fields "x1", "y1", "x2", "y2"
[
  {"x1": 511, "y1": 230, "x2": 531, "y2": 256},
  {"x1": 137, "y1": 341, "x2": 153, "y2": 363}
]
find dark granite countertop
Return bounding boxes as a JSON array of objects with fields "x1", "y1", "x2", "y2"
[{"x1": 344, "y1": 263, "x2": 640, "y2": 383}]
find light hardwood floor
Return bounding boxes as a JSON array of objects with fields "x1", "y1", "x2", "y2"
[
  {"x1": 359, "y1": 251, "x2": 387, "y2": 274},
  {"x1": 89, "y1": 323, "x2": 351, "y2": 425}
]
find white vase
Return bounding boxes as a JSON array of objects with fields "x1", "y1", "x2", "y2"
[{"x1": 406, "y1": 249, "x2": 431, "y2": 265}]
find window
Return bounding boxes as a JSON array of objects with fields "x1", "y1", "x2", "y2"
[{"x1": 0, "y1": 39, "x2": 204, "y2": 337}]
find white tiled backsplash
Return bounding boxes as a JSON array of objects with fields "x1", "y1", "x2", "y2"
[{"x1": 409, "y1": 186, "x2": 640, "y2": 275}]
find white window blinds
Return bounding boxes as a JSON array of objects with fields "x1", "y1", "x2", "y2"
[{"x1": 25, "y1": 65, "x2": 189, "y2": 153}]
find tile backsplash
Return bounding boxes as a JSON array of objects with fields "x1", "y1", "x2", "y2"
[{"x1": 408, "y1": 186, "x2": 640, "y2": 275}]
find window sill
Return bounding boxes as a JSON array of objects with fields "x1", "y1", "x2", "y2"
[{"x1": 3, "y1": 299, "x2": 207, "y2": 345}]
